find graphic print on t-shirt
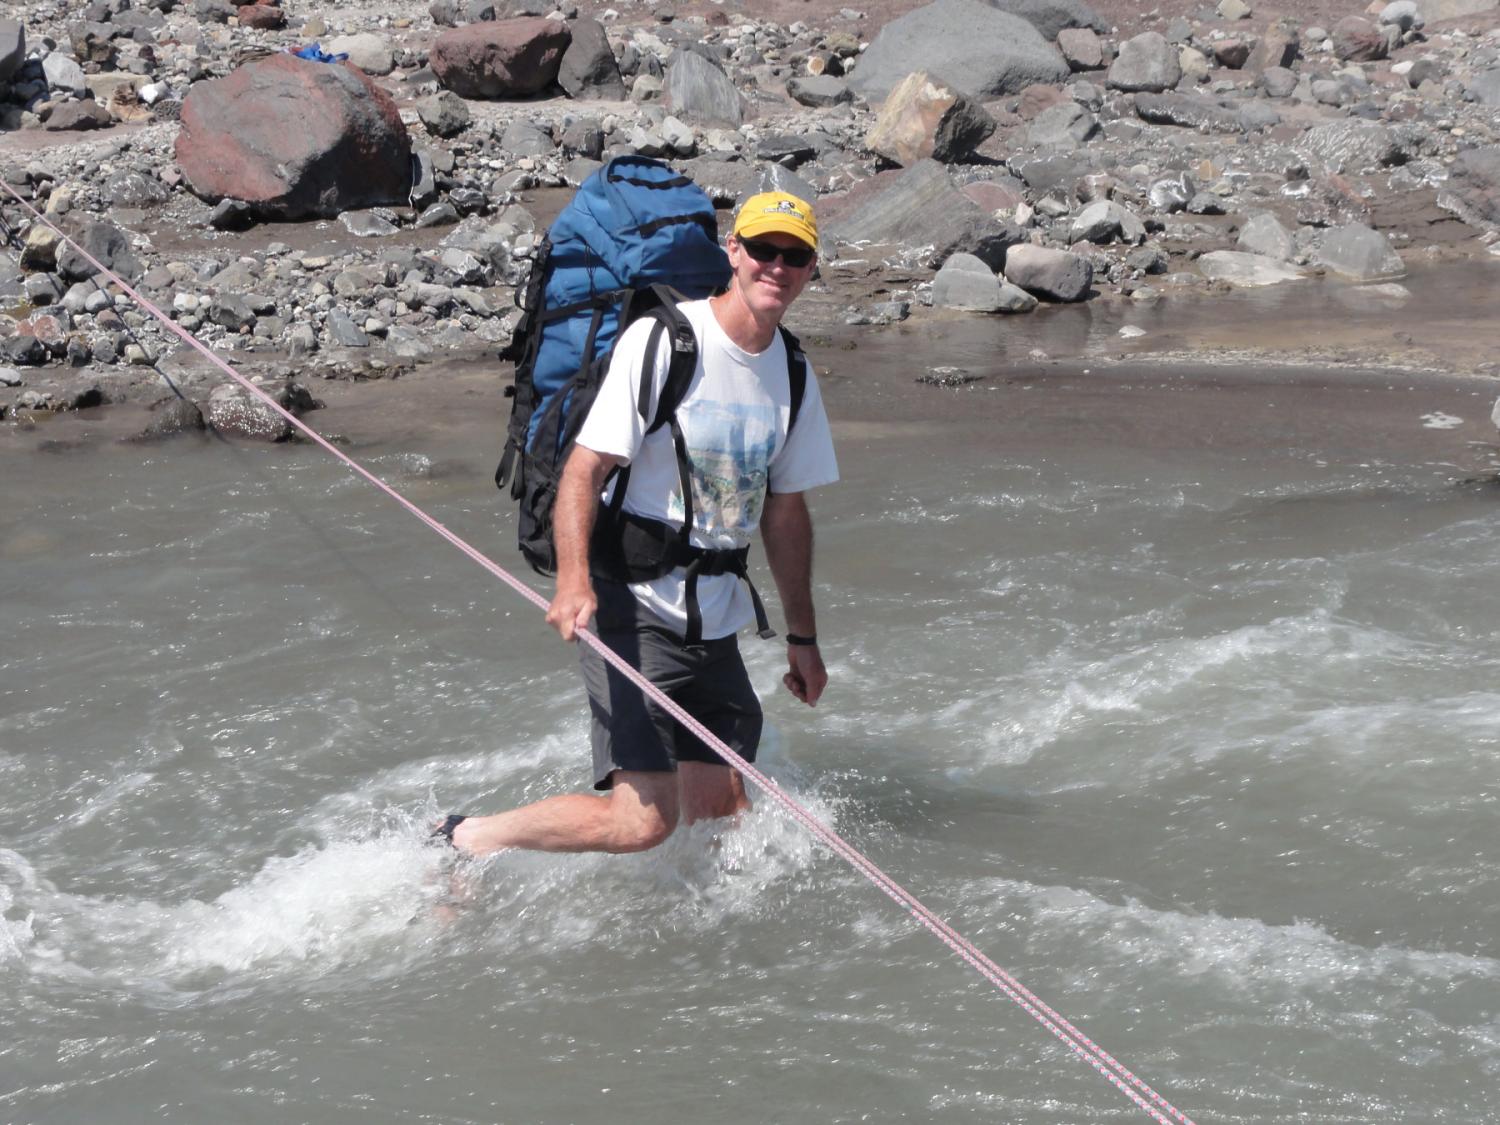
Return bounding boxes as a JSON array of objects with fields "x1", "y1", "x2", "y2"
[{"x1": 667, "y1": 398, "x2": 779, "y2": 537}]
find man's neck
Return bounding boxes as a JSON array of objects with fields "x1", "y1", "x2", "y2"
[{"x1": 708, "y1": 287, "x2": 778, "y2": 354}]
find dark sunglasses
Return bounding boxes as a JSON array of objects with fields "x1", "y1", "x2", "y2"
[{"x1": 737, "y1": 238, "x2": 815, "y2": 268}]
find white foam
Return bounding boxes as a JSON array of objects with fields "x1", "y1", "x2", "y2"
[{"x1": 992, "y1": 877, "x2": 1500, "y2": 995}]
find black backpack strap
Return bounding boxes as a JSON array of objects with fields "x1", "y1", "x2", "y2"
[{"x1": 779, "y1": 324, "x2": 808, "y2": 436}]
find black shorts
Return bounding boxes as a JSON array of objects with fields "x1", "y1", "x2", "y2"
[{"x1": 579, "y1": 580, "x2": 763, "y2": 790}]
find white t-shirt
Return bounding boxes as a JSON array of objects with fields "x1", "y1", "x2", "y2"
[{"x1": 575, "y1": 298, "x2": 839, "y2": 639}]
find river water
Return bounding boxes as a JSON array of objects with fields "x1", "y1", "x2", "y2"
[{"x1": 3, "y1": 319, "x2": 1500, "y2": 1122}]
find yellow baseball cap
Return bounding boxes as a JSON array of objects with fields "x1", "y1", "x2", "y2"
[{"x1": 732, "y1": 191, "x2": 818, "y2": 250}]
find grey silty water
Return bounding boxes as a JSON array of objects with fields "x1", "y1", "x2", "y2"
[{"x1": 2, "y1": 361, "x2": 1498, "y2": 1123}]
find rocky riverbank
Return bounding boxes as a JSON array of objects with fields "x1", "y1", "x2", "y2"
[{"x1": 1, "y1": 0, "x2": 1499, "y2": 444}]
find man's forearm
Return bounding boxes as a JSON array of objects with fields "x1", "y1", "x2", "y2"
[
  {"x1": 554, "y1": 447, "x2": 617, "y2": 588},
  {"x1": 761, "y1": 491, "x2": 816, "y2": 635}
]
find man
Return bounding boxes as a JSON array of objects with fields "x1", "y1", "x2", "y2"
[{"x1": 440, "y1": 191, "x2": 838, "y2": 857}]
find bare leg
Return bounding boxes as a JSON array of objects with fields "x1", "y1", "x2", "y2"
[
  {"x1": 448, "y1": 770, "x2": 680, "y2": 857},
  {"x1": 678, "y1": 762, "x2": 751, "y2": 825}
]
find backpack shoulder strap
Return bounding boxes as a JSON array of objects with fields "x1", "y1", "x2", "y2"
[
  {"x1": 638, "y1": 288, "x2": 699, "y2": 434},
  {"x1": 778, "y1": 324, "x2": 808, "y2": 435}
]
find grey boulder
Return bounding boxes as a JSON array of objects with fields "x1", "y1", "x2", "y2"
[
  {"x1": 1300, "y1": 121, "x2": 1404, "y2": 173},
  {"x1": 1027, "y1": 101, "x2": 1098, "y2": 149},
  {"x1": 0, "y1": 20, "x2": 23, "y2": 85},
  {"x1": 932, "y1": 252, "x2": 1006, "y2": 311},
  {"x1": 1314, "y1": 224, "x2": 1404, "y2": 280},
  {"x1": 848, "y1": 0, "x2": 1069, "y2": 103},
  {"x1": 1107, "y1": 32, "x2": 1181, "y2": 93},
  {"x1": 1438, "y1": 145, "x2": 1500, "y2": 229},
  {"x1": 1069, "y1": 200, "x2": 1145, "y2": 245},
  {"x1": 1466, "y1": 68, "x2": 1500, "y2": 108},
  {"x1": 827, "y1": 159, "x2": 1023, "y2": 271},
  {"x1": 558, "y1": 18, "x2": 625, "y2": 100},
  {"x1": 56, "y1": 219, "x2": 142, "y2": 284},
  {"x1": 1134, "y1": 92, "x2": 1246, "y2": 133},
  {"x1": 206, "y1": 381, "x2": 316, "y2": 441},
  {"x1": 665, "y1": 47, "x2": 744, "y2": 125},
  {"x1": 1003, "y1": 243, "x2": 1093, "y2": 302},
  {"x1": 989, "y1": 0, "x2": 1108, "y2": 40},
  {"x1": 43, "y1": 53, "x2": 89, "y2": 97},
  {"x1": 1236, "y1": 212, "x2": 1295, "y2": 261}
]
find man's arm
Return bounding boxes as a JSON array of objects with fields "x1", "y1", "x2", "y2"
[
  {"x1": 761, "y1": 489, "x2": 828, "y2": 706},
  {"x1": 545, "y1": 444, "x2": 624, "y2": 642}
]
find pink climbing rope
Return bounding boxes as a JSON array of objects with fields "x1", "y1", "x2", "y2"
[{"x1": 0, "y1": 177, "x2": 1196, "y2": 1125}]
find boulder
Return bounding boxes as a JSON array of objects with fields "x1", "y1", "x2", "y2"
[
  {"x1": 1026, "y1": 100, "x2": 1097, "y2": 149},
  {"x1": 1245, "y1": 27, "x2": 1298, "y2": 73},
  {"x1": 1466, "y1": 68, "x2": 1500, "y2": 107},
  {"x1": 989, "y1": 0, "x2": 1109, "y2": 40},
  {"x1": 1236, "y1": 211, "x2": 1295, "y2": 260},
  {"x1": 848, "y1": 0, "x2": 1069, "y2": 103},
  {"x1": 865, "y1": 71, "x2": 997, "y2": 166},
  {"x1": 1107, "y1": 32, "x2": 1181, "y2": 93},
  {"x1": 42, "y1": 54, "x2": 89, "y2": 98},
  {"x1": 175, "y1": 55, "x2": 412, "y2": 220},
  {"x1": 1259, "y1": 67, "x2": 1299, "y2": 97},
  {"x1": 325, "y1": 34, "x2": 396, "y2": 77},
  {"x1": 932, "y1": 252, "x2": 1005, "y2": 311},
  {"x1": 1379, "y1": 2, "x2": 1425, "y2": 31},
  {"x1": 417, "y1": 90, "x2": 471, "y2": 137},
  {"x1": 1003, "y1": 244, "x2": 1092, "y2": 301},
  {"x1": 237, "y1": 5, "x2": 286, "y2": 30},
  {"x1": 558, "y1": 18, "x2": 625, "y2": 100},
  {"x1": 56, "y1": 219, "x2": 142, "y2": 284},
  {"x1": 104, "y1": 172, "x2": 169, "y2": 206},
  {"x1": 501, "y1": 119, "x2": 554, "y2": 157},
  {"x1": 1197, "y1": 250, "x2": 1306, "y2": 286},
  {"x1": 205, "y1": 381, "x2": 317, "y2": 442},
  {"x1": 1314, "y1": 223, "x2": 1404, "y2": 280},
  {"x1": 1438, "y1": 145, "x2": 1500, "y2": 229},
  {"x1": 1056, "y1": 28, "x2": 1105, "y2": 71},
  {"x1": 664, "y1": 46, "x2": 745, "y2": 124},
  {"x1": 20, "y1": 226, "x2": 61, "y2": 272},
  {"x1": 1414, "y1": 0, "x2": 1497, "y2": 19},
  {"x1": 787, "y1": 75, "x2": 853, "y2": 107},
  {"x1": 1213, "y1": 38, "x2": 1252, "y2": 69},
  {"x1": 826, "y1": 159, "x2": 1023, "y2": 270},
  {"x1": 1300, "y1": 120, "x2": 1403, "y2": 173},
  {"x1": 430, "y1": 18, "x2": 571, "y2": 98},
  {"x1": 1069, "y1": 199, "x2": 1146, "y2": 245},
  {"x1": 0, "y1": 20, "x2": 24, "y2": 85},
  {"x1": 136, "y1": 398, "x2": 207, "y2": 442},
  {"x1": 42, "y1": 101, "x2": 113, "y2": 131},
  {"x1": 1134, "y1": 92, "x2": 1246, "y2": 132},
  {"x1": 1332, "y1": 17, "x2": 1388, "y2": 61}
]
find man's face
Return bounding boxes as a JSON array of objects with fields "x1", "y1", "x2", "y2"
[{"x1": 726, "y1": 232, "x2": 817, "y2": 320}]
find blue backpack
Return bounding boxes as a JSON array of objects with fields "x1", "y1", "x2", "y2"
[{"x1": 495, "y1": 156, "x2": 807, "y2": 644}]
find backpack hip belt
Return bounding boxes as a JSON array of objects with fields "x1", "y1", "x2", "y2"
[{"x1": 589, "y1": 507, "x2": 775, "y2": 649}]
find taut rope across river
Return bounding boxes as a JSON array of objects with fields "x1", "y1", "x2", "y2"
[{"x1": 0, "y1": 175, "x2": 1199, "y2": 1125}]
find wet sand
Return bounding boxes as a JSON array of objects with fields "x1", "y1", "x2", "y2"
[{"x1": 7, "y1": 262, "x2": 1499, "y2": 488}]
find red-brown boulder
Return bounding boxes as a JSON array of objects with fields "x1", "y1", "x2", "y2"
[
  {"x1": 237, "y1": 4, "x2": 286, "y2": 29},
  {"x1": 174, "y1": 54, "x2": 412, "y2": 220},
  {"x1": 430, "y1": 18, "x2": 571, "y2": 98}
]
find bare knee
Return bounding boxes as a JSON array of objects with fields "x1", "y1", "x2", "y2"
[
  {"x1": 603, "y1": 772, "x2": 679, "y2": 853},
  {"x1": 606, "y1": 807, "x2": 676, "y2": 852}
]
